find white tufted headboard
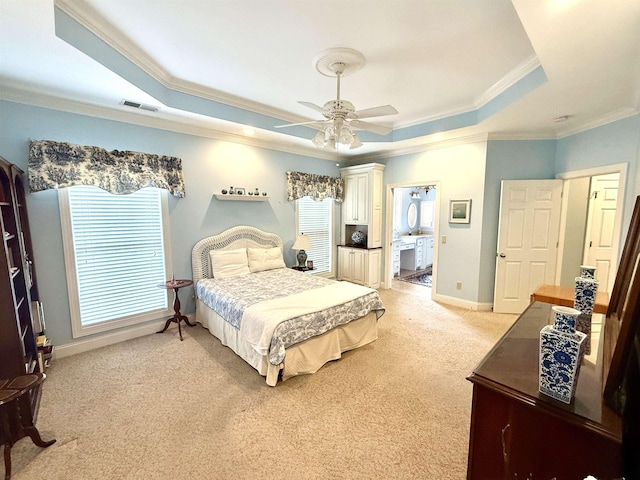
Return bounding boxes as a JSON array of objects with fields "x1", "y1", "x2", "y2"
[{"x1": 191, "y1": 225, "x2": 283, "y2": 284}]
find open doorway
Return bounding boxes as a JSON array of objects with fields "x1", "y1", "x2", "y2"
[
  {"x1": 557, "y1": 167, "x2": 625, "y2": 293},
  {"x1": 387, "y1": 184, "x2": 438, "y2": 291}
]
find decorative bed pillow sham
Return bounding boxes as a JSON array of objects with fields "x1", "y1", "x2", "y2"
[
  {"x1": 247, "y1": 247, "x2": 286, "y2": 273},
  {"x1": 209, "y1": 248, "x2": 250, "y2": 278}
]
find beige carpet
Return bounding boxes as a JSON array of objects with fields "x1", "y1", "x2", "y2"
[{"x1": 7, "y1": 282, "x2": 516, "y2": 480}]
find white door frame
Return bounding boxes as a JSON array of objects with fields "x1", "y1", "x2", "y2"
[
  {"x1": 383, "y1": 180, "x2": 441, "y2": 289},
  {"x1": 555, "y1": 163, "x2": 628, "y2": 284}
]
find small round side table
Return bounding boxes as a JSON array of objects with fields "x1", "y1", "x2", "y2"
[
  {"x1": 1, "y1": 373, "x2": 56, "y2": 480},
  {"x1": 157, "y1": 279, "x2": 195, "y2": 341}
]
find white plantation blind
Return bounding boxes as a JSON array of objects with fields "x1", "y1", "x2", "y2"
[
  {"x1": 297, "y1": 197, "x2": 333, "y2": 274},
  {"x1": 64, "y1": 186, "x2": 169, "y2": 329}
]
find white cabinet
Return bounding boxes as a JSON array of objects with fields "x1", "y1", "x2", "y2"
[
  {"x1": 415, "y1": 237, "x2": 425, "y2": 270},
  {"x1": 399, "y1": 235, "x2": 434, "y2": 271},
  {"x1": 339, "y1": 163, "x2": 384, "y2": 286},
  {"x1": 425, "y1": 235, "x2": 434, "y2": 267},
  {"x1": 340, "y1": 163, "x2": 385, "y2": 249},
  {"x1": 392, "y1": 240, "x2": 401, "y2": 276},
  {"x1": 338, "y1": 246, "x2": 381, "y2": 289},
  {"x1": 343, "y1": 173, "x2": 369, "y2": 224}
]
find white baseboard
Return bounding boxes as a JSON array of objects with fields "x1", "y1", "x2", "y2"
[
  {"x1": 431, "y1": 292, "x2": 493, "y2": 311},
  {"x1": 53, "y1": 313, "x2": 196, "y2": 359}
]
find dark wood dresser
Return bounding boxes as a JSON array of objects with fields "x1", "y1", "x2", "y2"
[{"x1": 466, "y1": 301, "x2": 622, "y2": 480}]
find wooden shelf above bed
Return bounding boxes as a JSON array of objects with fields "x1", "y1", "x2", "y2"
[{"x1": 213, "y1": 194, "x2": 270, "y2": 202}]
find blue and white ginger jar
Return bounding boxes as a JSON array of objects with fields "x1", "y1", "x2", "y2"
[
  {"x1": 574, "y1": 265, "x2": 598, "y2": 355},
  {"x1": 351, "y1": 230, "x2": 366, "y2": 245},
  {"x1": 539, "y1": 306, "x2": 586, "y2": 404}
]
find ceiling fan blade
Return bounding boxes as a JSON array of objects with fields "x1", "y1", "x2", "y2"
[
  {"x1": 298, "y1": 101, "x2": 327, "y2": 113},
  {"x1": 351, "y1": 105, "x2": 398, "y2": 119},
  {"x1": 275, "y1": 120, "x2": 328, "y2": 131},
  {"x1": 349, "y1": 120, "x2": 392, "y2": 136}
]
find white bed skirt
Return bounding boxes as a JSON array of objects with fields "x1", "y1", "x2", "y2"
[{"x1": 195, "y1": 299, "x2": 378, "y2": 386}]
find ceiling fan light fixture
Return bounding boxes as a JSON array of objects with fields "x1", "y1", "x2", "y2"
[
  {"x1": 325, "y1": 137, "x2": 336, "y2": 150},
  {"x1": 324, "y1": 125, "x2": 335, "y2": 140},
  {"x1": 339, "y1": 125, "x2": 354, "y2": 144},
  {"x1": 277, "y1": 47, "x2": 397, "y2": 151},
  {"x1": 312, "y1": 131, "x2": 325, "y2": 147},
  {"x1": 349, "y1": 134, "x2": 363, "y2": 149}
]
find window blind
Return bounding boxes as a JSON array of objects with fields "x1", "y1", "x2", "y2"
[
  {"x1": 66, "y1": 186, "x2": 168, "y2": 326},
  {"x1": 297, "y1": 197, "x2": 333, "y2": 274}
]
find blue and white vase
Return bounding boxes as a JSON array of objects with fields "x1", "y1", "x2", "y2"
[
  {"x1": 351, "y1": 230, "x2": 366, "y2": 245},
  {"x1": 539, "y1": 306, "x2": 586, "y2": 404},
  {"x1": 574, "y1": 265, "x2": 598, "y2": 355}
]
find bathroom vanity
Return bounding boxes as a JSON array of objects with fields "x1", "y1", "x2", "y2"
[{"x1": 394, "y1": 234, "x2": 434, "y2": 274}]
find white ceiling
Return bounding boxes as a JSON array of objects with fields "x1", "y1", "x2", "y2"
[{"x1": 1, "y1": 0, "x2": 639, "y2": 160}]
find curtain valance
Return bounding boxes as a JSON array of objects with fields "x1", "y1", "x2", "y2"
[
  {"x1": 28, "y1": 140, "x2": 186, "y2": 197},
  {"x1": 286, "y1": 171, "x2": 344, "y2": 202}
]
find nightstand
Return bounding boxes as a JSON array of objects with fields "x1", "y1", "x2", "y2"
[{"x1": 290, "y1": 266, "x2": 316, "y2": 272}]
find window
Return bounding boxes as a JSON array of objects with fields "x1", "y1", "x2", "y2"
[
  {"x1": 420, "y1": 200, "x2": 435, "y2": 229},
  {"x1": 296, "y1": 196, "x2": 334, "y2": 275},
  {"x1": 59, "y1": 186, "x2": 172, "y2": 338}
]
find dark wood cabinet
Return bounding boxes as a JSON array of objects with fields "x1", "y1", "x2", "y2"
[
  {"x1": 467, "y1": 302, "x2": 623, "y2": 480},
  {"x1": 0, "y1": 156, "x2": 42, "y2": 415}
]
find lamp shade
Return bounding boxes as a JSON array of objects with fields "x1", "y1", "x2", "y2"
[{"x1": 292, "y1": 234, "x2": 312, "y2": 251}]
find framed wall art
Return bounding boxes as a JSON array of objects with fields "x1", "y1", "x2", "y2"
[{"x1": 449, "y1": 199, "x2": 471, "y2": 224}]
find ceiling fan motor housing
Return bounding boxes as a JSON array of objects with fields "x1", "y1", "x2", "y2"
[{"x1": 322, "y1": 100, "x2": 355, "y2": 120}]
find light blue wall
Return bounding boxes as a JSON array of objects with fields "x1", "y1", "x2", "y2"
[
  {"x1": 0, "y1": 100, "x2": 338, "y2": 346},
  {"x1": 482, "y1": 140, "x2": 557, "y2": 302},
  {"x1": 1, "y1": 98, "x2": 638, "y2": 347},
  {"x1": 555, "y1": 114, "x2": 640, "y2": 241},
  {"x1": 379, "y1": 141, "x2": 489, "y2": 303}
]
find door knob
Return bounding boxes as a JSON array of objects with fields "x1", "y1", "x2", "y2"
[{"x1": 499, "y1": 253, "x2": 506, "y2": 258}]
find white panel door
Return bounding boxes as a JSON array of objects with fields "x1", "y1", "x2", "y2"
[
  {"x1": 583, "y1": 174, "x2": 620, "y2": 292},
  {"x1": 494, "y1": 180, "x2": 563, "y2": 314}
]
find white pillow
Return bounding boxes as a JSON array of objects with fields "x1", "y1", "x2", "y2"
[
  {"x1": 209, "y1": 248, "x2": 250, "y2": 279},
  {"x1": 247, "y1": 246, "x2": 286, "y2": 273}
]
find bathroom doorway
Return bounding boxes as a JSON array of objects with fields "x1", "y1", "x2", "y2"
[{"x1": 385, "y1": 183, "x2": 439, "y2": 290}]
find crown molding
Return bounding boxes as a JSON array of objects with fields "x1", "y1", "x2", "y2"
[
  {"x1": 395, "y1": 104, "x2": 475, "y2": 130},
  {"x1": 56, "y1": 0, "x2": 545, "y2": 137},
  {"x1": 0, "y1": 84, "x2": 338, "y2": 161},
  {"x1": 353, "y1": 132, "x2": 490, "y2": 162},
  {"x1": 486, "y1": 131, "x2": 555, "y2": 141},
  {"x1": 474, "y1": 55, "x2": 541, "y2": 109},
  {"x1": 54, "y1": 0, "x2": 306, "y2": 125},
  {"x1": 555, "y1": 106, "x2": 638, "y2": 138},
  {"x1": 395, "y1": 55, "x2": 541, "y2": 130}
]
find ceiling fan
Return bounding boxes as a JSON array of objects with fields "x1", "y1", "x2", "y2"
[{"x1": 275, "y1": 48, "x2": 398, "y2": 150}]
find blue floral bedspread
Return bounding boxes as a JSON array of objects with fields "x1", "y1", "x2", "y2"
[{"x1": 196, "y1": 268, "x2": 385, "y2": 365}]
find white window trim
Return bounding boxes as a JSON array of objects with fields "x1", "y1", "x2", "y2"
[
  {"x1": 295, "y1": 197, "x2": 335, "y2": 278},
  {"x1": 59, "y1": 188, "x2": 173, "y2": 338}
]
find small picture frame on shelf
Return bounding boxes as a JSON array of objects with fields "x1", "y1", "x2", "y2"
[
  {"x1": 307, "y1": 260, "x2": 314, "y2": 269},
  {"x1": 235, "y1": 187, "x2": 245, "y2": 195},
  {"x1": 449, "y1": 199, "x2": 471, "y2": 224}
]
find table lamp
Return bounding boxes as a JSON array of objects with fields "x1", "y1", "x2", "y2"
[{"x1": 292, "y1": 234, "x2": 312, "y2": 267}]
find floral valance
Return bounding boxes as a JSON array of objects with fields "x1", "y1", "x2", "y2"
[
  {"x1": 28, "y1": 140, "x2": 186, "y2": 197},
  {"x1": 286, "y1": 171, "x2": 344, "y2": 202}
]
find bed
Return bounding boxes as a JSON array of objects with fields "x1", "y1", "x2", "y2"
[{"x1": 192, "y1": 226, "x2": 385, "y2": 386}]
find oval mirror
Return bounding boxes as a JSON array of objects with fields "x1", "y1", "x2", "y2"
[{"x1": 407, "y1": 203, "x2": 417, "y2": 229}]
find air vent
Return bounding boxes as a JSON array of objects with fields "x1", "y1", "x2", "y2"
[{"x1": 121, "y1": 100, "x2": 159, "y2": 112}]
